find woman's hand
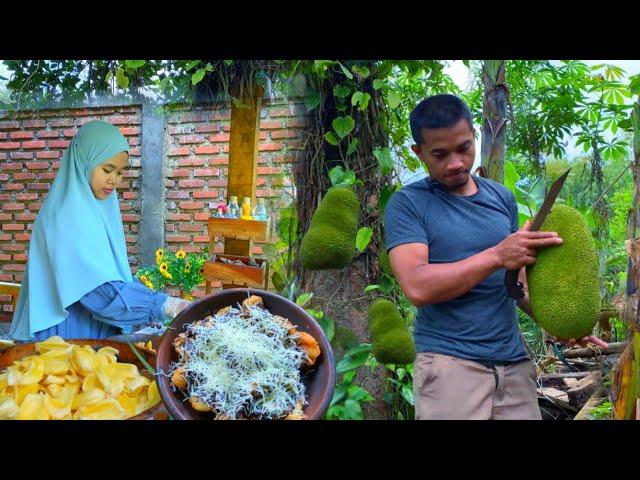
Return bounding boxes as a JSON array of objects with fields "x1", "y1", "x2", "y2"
[{"x1": 163, "y1": 296, "x2": 191, "y2": 320}]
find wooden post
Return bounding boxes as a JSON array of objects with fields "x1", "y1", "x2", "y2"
[{"x1": 222, "y1": 86, "x2": 264, "y2": 289}]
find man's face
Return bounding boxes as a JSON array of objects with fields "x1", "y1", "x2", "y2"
[{"x1": 411, "y1": 118, "x2": 476, "y2": 192}]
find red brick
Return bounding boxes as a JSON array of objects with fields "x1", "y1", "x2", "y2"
[
  {"x1": 22, "y1": 141, "x2": 46, "y2": 149},
  {"x1": 212, "y1": 110, "x2": 231, "y2": 121},
  {"x1": 49, "y1": 140, "x2": 71, "y2": 148},
  {"x1": 1, "y1": 162, "x2": 22, "y2": 171},
  {"x1": 11, "y1": 152, "x2": 33, "y2": 160},
  {"x1": 193, "y1": 235, "x2": 209, "y2": 243},
  {"x1": 194, "y1": 168, "x2": 220, "y2": 177},
  {"x1": 256, "y1": 178, "x2": 266, "y2": 186},
  {"x1": 129, "y1": 148, "x2": 141, "y2": 156},
  {"x1": 28, "y1": 203, "x2": 42, "y2": 211},
  {"x1": 168, "y1": 169, "x2": 190, "y2": 178},
  {"x1": 122, "y1": 214, "x2": 140, "y2": 222},
  {"x1": 178, "y1": 224, "x2": 204, "y2": 232},
  {"x1": 164, "y1": 180, "x2": 176, "y2": 188},
  {"x1": 168, "y1": 147, "x2": 190, "y2": 156},
  {"x1": 0, "y1": 121, "x2": 19, "y2": 130},
  {"x1": 122, "y1": 192, "x2": 137, "y2": 200},
  {"x1": 179, "y1": 179, "x2": 205, "y2": 188},
  {"x1": 195, "y1": 124, "x2": 220, "y2": 133},
  {"x1": 260, "y1": 121, "x2": 284, "y2": 129},
  {"x1": 256, "y1": 189, "x2": 280, "y2": 198},
  {"x1": 209, "y1": 133, "x2": 230, "y2": 142},
  {"x1": 192, "y1": 191, "x2": 218, "y2": 199},
  {"x1": 4, "y1": 264, "x2": 25, "y2": 272},
  {"x1": 13, "y1": 254, "x2": 27, "y2": 262},
  {"x1": 222, "y1": 124, "x2": 231, "y2": 132},
  {"x1": 2, "y1": 203, "x2": 25, "y2": 211},
  {"x1": 27, "y1": 183, "x2": 50, "y2": 191},
  {"x1": 0, "y1": 142, "x2": 21, "y2": 149},
  {"x1": 15, "y1": 193, "x2": 38, "y2": 201},
  {"x1": 257, "y1": 166, "x2": 281, "y2": 175},
  {"x1": 0, "y1": 213, "x2": 11, "y2": 221},
  {"x1": 3, "y1": 244, "x2": 26, "y2": 252},
  {"x1": 13, "y1": 173, "x2": 36, "y2": 181},
  {"x1": 179, "y1": 135, "x2": 205, "y2": 144},
  {"x1": 208, "y1": 179, "x2": 228, "y2": 187},
  {"x1": 288, "y1": 118, "x2": 309, "y2": 128},
  {"x1": 177, "y1": 158, "x2": 206, "y2": 167},
  {"x1": 107, "y1": 116, "x2": 130, "y2": 125},
  {"x1": 166, "y1": 235, "x2": 191, "y2": 243},
  {"x1": 179, "y1": 202, "x2": 205, "y2": 210},
  {"x1": 22, "y1": 119, "x2": 47, "y2": 128},
  {"x1": 3, "y1": 183, "x2": 24, "y2": 191},
  {"x1": 0, "y1": 133, "x2": 6, "y2": 140},
  {"x1": 271, "y1": 129, "x2": 298, "y2": 139},
  {"x1": 258, "y1": 143, "x2": 284, "y2": 152},
  {"x1": 14, "y1": 213, "x2": 36, "y2": 222},
  {"x1": 24, "y1": 162, "x2": 50, "y2": 170},
  {"x1": 50, "y1": 119, "x2": 75, "y2": 128},
  {"x1": 168, "y1": 213, "x2": 191, "y2": 221},
  {"x1": 39, "y1": 173, "x2": 55, "y2": 181},
  {"x1": 0, "y1": 274, "x2": 15, "y2": 282},
  {"x1": 193, "y1": 212, "x2": 210, "y2": 221},
  {"x1": 211, "y1": 157, "x2": 229, "y2": 165},
  {"x1": 36, "y1": 151, "x2": 60, "y2": 159},
  {"x1": 37, "y1": 130, "x2": 60, "y2": 138},
  {"x1": 166, "y1": 191, "x2": 190, "y2": 199},
  {"x1": 2, "y1": 223, "x2": 25, "y2": 231},
  {"x1": 119, "y1": 127, "x2": 141, "y2": 136},
  {"x1": 0, "y1": 234, "x2": 11, "y2": 241},
  {"x1": 0, "y1": 153, "x2": 6, "y2": 160},
  {"x1": 62, "y1": 129, "x2": 77, "y2": 138},
  {"x1": 0, "y1": 254, "x2": 12, "y2": 261},
  {"x1": 0, "y1": 174, "x2": 7, "y2": 181},
  {"x1": 194, "y1": 146, "x2": 219, "y2": 155},
  {"x1": 10, "y1": 131, "x2": 34, "y2": 140}
]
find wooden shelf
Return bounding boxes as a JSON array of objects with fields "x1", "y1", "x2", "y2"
[
  {"x1": 207, "y1": 217, "x2": 270, "y2": 242},
  {"x1": 203, "y1": 254, "x2": 266, "y2": 289}
]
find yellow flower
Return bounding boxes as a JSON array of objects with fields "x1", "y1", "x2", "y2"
[
  {"x1": 176, "y1": 250, "x2": 186, "y2": 259},
  {"x1": 139, "y1": 275, "x2": 149, "y2": 284},
  {"x1": 146, "y1": 280, "x2": 155, "y2": 290},
  {"x1": 183, "y1": 293, "x2": 194, "y2": 301},
  {"x1": 159, "y1": 262, "x2": 173, "y2": 280},
  {"x1": 155, "y1": 248, "x2": 164, "y2": 265},
  {"x1": 184, "y1": 262, "x2": 191, "y2": 274}
]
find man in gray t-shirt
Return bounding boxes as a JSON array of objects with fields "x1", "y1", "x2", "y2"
[{"x1": 384, "y1": 94, "x2": 564, "y2": 420}]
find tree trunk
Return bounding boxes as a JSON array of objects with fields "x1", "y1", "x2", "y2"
[
  {"x1": 480, "y1": 60, "x2": 509, "y2": 183},
  {"x1": 613, "y1": 99, "x2": 640, "y2": 419}
]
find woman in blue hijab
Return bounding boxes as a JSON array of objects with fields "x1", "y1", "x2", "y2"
[{"x1": 9, "y1": 121, "x2": 189, "y2": 341}]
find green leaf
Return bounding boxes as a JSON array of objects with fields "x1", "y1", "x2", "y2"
[
  {"x1": 191, "y1": 68, "x2": 206, "y2": 85},
  {"x1": 396, "y1": 368, "x2": 406, "y2": 381},
  {"x1": 347, "y1": 138, "x2": 359, "y2": 155},
  {"x1": 373, "y1": 79, "x2": 385, "y2": 90},
  {"x1": 347, "y1": 385, "x2": 373, "y2": 403},
  {"x1": 400, "y1": 384, "x2": 414, "y2": 405},
  {"x1": 223, "y1": 60, "x2": 234, "y2": 66},
  {"x1": 115, "y1": 68, "x2": 129, "y2": 89},
  {"x1": 343, "y1": 399, "x2": 363, "y2": 419},
  {"x1": 261, "y1": 243, "x2": 280, "y2": 263},
  {"x1": 379, "y1": 184, "x2": 398, "y2": 215},
  {"x1": 337, "y1": 61, "x2": 354, "y2": 80},
  {"x1": 332, "y1": 116, "x2": 355, "y2": 139},
  {"x1": 105, "y1": 71, "x2": 113, "y2": 83},
  {"x1": 342, "y1": 370, "x2": 357, "y2": 384},
  {"x1": 205, "y1": 63, "x2": 214, "y2": 72},
  {"x1": 355, "y1": 227, "x2": 373, "y2": 252},
  {"x1": 329, "y1": 384, "x2": 347, "y2": 407},
  {"x1": 333, "y1": 84, "x2": 351, "y2": 99},
  {"x1": 296, "y1": 292, "x2": 313, "y2": 307},
  {"x1": 503, "y1": 160, "x2": 519, "y2": 194},
  {"x1": 317, "y1": 315, "x2": 335, "y2": 343},
  {"x1": 351, "y1": 91, "x2": 371, "y2": 111},
  {"x1": 304, "y1": 90, "x2": 321, "y2": 111},
  {"x1": 324, "y1": 131, "x2": 341, "y2": 146},
  {"x1": 373, "y1": 147, "x2": 393, "y2": 175},
  {"x1": 351, "y1": 65, "x2": 370, "y2": 79},
  {"x1": 185, "y1": 60, "x2": 200, "y2": 71},
  {"x1": 629, "y1": 75, "x2": 640, "y2": 95},
  {"x1": 387, "y1": 90, "x2": 401, "y2": 109},
  {"x1": 329, "y1": 165, "x2": 345, "y2": 186},
  {"x1": 124, "y1": 60, "x2": 146, "y2": 70},
  {"x1": 364, "y1": 284, "x2": 381, "y2": 293},
  {"x1": 336, "y1": 344, "x2": 372, "y2": 373}
]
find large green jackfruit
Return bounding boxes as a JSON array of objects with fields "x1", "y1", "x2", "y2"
[
  {"x1": 299, "y1": 186, "x2": 360, "y2": 270},
  {"x1": 368, "y1": 298, "x2": 416, "y2": 365},
  {"x1": 526, "y1": 204, "x2": 600, "y2": 340}
]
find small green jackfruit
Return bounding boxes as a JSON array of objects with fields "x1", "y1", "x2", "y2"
[
  {"x1": 368, "y1": 298, "x2": 416, "y2": 365},
  {"x1": 299, "y1": 186, "x2": 360, "y2": 270},
  {"x1": 527, "y1": 204, "x2": 600, "y2": 340}
]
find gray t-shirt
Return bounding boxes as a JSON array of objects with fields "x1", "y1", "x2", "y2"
[{"x1": 384, "y1": 175, "x2": 528, "y2": 363}]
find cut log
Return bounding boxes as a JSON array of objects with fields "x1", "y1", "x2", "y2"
[
  {"x1": 562, "y1": 342, "x2": 628, "y2": 359},
  {"x1": 537, "y1": 387, "x2": 573, "y2": 410},
  {"x1": 563, "y1": 378, "x2": 579, "y2": 388},
  {"x1": 567, "y1": 372, "x2": 602, "y2": 409}
]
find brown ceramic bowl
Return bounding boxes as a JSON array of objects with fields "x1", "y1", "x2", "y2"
[
  {"x1": 156, "y1": 288, "x2": 336, "y2": 420},
  {"x1": 0, "y1": 338, "x2": 167, "y2": 420}
]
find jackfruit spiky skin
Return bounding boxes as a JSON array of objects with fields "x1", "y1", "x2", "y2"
[
  {"x1": 526, "y1": 205, "x2": 600, "y2": 340},
  {"x1": 299, "y1": 186, "x2": 360, "y2": 270},
  {"x1": 368, "y1": 298, "x2": 416, "y2": 364}
]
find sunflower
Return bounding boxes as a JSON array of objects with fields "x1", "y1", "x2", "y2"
[
  {"x1": 139, "y1": 275, "x2": 149, "y2": 284},
  {"x1": 184, "y1": 262, "x2": 191, "y2": 274},
  {"x1": 159, "y1": 262, "x2": 173, "y2": 280},
  {"x1": 155, "y1": 248, "x2": 165, "y2": 265},
  {"x1": 176, "y1": 249, "x2": 186, "y2": 259}
]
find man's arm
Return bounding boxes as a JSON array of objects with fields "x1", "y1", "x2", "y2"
[
  {"x1": 516, "y1": 266, "x2": 535, "y2": 318},
  {"x1": 389, "y1": 220, "x2": 563, "y2": 307}
]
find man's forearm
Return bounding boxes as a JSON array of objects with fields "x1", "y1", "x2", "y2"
[{"x1": 407, "y1": 247, "x2": 503, "y2": 306}]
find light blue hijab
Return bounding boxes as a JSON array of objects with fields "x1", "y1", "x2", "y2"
[{"x1": 10, "y1": 121, "x2": 133, "y2": 340}]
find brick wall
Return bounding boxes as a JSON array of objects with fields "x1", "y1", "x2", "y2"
[{"x1": 0, "y1": 98, "x2": 309, "y2": 313}]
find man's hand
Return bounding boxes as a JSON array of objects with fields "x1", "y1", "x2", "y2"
[
  {"x1": 555, "y1": 335, "x2": 609, "y2": 349},
  {"x1": 492, "y1": 220, "x2": 563, "y2": 270}
]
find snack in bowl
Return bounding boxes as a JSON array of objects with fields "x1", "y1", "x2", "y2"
[{"x1": 168, "y1": 295, "x2": 321, "y2": 420}]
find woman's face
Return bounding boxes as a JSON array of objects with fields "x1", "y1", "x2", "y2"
[{"x1": 90, "y1": 151, "x2": 129, "y2": 200}]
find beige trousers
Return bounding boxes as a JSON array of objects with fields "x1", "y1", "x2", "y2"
[{"x1": 413, "y1": 352, "x2": 542, "y2": 420}]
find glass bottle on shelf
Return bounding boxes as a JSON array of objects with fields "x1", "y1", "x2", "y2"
[
  {"x1": 241, "y1": 197, "x2": 253, "y2": 220},
  {"x1": 227, "y1": 196, "x2": 240, "y2": 219},
  {"x1": 253, "y1": 198, "x2": 268, "y2": 221}
]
